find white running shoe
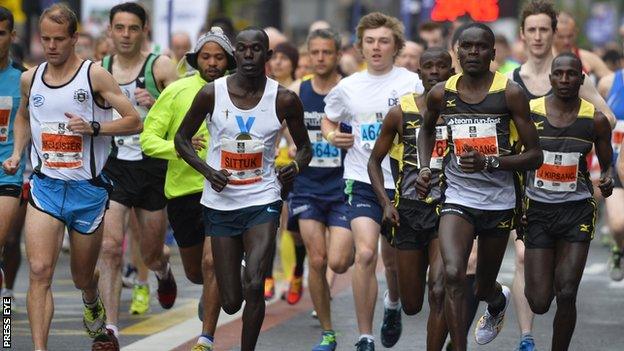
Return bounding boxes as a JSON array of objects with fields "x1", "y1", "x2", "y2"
[{"x1": 475, "y1": 285, "x2": 510, "y2": 345}]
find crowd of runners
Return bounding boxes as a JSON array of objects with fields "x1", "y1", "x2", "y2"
[{"x1": 0, "y1": 1, "x2": 623, "y2": 350}]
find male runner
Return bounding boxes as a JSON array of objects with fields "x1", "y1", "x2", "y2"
[
  {"x1": 140, "y1": 26, "x2": 235, "y2": 351},
  {"x1": 0, "y1": 6, "x2": 25, "y2": 291},
  {"x1": 597, "y1": 67, "x2": 624, "y2": 281},
  {"x1": 287, "y1": 28, "x2": 352, "y2": 350},
  {"x1": 175, "y1": 27, "x2": 311, "y2": 351},
  {"x1": 368, "y1": 47, "x2": 452, "y2": 351},
  {"x1": 523, "y1": 53, "x2": 613, "y2": 351},
  {"x1": 321, "y1": 12, "x2": 424, "y2": 351},
  {"x1": 2, "y1": 4, "x2": 141, "y2": 350},
  {"x1": 97, "y1": 2, "x2": 178, "y2": 337},
  {"x1": 510, "y1": 2, "x2": 618, "y2": 349},
  {"x1": 416, "y1": 23, "x2": 543, "y2": 351}
]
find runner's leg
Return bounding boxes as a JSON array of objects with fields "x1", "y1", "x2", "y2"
[
  {"x1": 512, "y1": 235, "x2": 535, "y2": 335},
  {"x1": 605, "y1": 189, "x2": 624, "y2": 280},
  {"x1": 136, "y1": 208, "x2": 168, "y2": 274},
  {"x1": 395, "y1": 247, "x2": 427, "y2": 315},
  {"x1": 524, "y1": 248, "x2": 555, "y2": 314},
  {"x1": 351, "y1": 217, "x2": 380, "y2": 335},
  {"x1": 381, "y1": 238, "x2": 400, "y2": 303},
  {"x1": 474, "y1": 233, "x2": 510, "y2": 313},
  {"x1": 70, "y1": 226, "x2": 104, "y2": 306},
  {"x1": 201, "y1": 236, "x2": 220, "y2": 336},
  {"x1": 327, "y1": 226, "x2": 354, "y2": 274},
  {"x1": 3, "y1": 197, "x2": 26, "y2": 292},
  {"x1": 300, "y1": 219, "x2": 331, "y2": 330},
  {"x1": 426, "y1": 238, "x2": 448, "y2": 351},
  {"x1": 211, "y1": 235, "x2": 244, "y2": 315},
  {"x1": 0, "y1": 194, "x2": 20, "y2": 248}
]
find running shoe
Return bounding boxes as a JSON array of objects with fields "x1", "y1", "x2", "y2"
[
  {"x1": 354, "y1": 338, "x2": 375, "y2": 351},
  {"x1": 286, "y1": 274, "x2": 304, "y2": 305},
  {"x1": 83, "y1": 296, "x2": 107, "y2": 338},
  {"x1": 191, "y1": 343, "x2": 213, "y2": 351},
  {"x1": 311, "y1": 309, "x2": 318, "y2": 319},
  {"x1": 264, "y1": 277, "x2": 275, "y2": 300},
  {"x1": 121, "y1": 264, "x2": 137, "y2": 289},
  {"x1": 474, "y1": 285, "x2": 510, "y2": 345},
  {"x1": 380, "y1": 300, "x2": 402, "y2": 347},
  {"x1": 156, "y1": 267, "x2": 177, "y2": 309},
  {"x1": 312, "y1": 330, "x2": 337, "y2": 351},
  {"x1": 609, "y1": 248, "x2": 624, "y2": 281},
  {"x1": 1, "y1": 288, "x2": 14, "y2": 300},
  {"x1": 91, "y1": 328, "x2": 119, "y2": 351},
  {"x1": 129, "y1": 284, "x2": 150, "y2": 315},
  {"x1": 517, "y1": 334, "x2": 536, "y2": 351}
]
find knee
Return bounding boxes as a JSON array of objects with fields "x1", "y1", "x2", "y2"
[
  {"x1": 355, "y1": 248, "x2": 377, "y2": 268},
  {"x1": 428, "y1": 281, "x2": 445, "y2": 311},
  {"x1": 184, "y1": 267, "x2": 203, "y2": 285},
  {"x1": 402, "y1": 298, "x2": 423, "y2": 316},
  {"x1": 29, "y1": 260, "x2": 54, "y2": 285},
  {"x1": 526, "y1": 294, "x2": 551, "y2": 315},
  {"x1": 243, "y1": 276, "x2": 264, "y2": 302},
  {"x1": 555, "y1": 284, "x2": 578, "y2": 306},
  {"x1": 309, "y1": 253, "x2": 328, "y2": 272},
  {"x1": 328, "y1": 256, "x2": 350, "y2": 274},
  {"x1": 100, "y1": 237, "x2": 123, "y2": 261},
  {"x1": 221, "y1": 295, "x2": 243, "y2": 315},
  {"x1": 443, "y1": 264, "x2": 465, "y2": 291}
]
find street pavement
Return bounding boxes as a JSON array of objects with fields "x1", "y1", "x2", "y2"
[{"x1": 9, "y1": 236, "x2": 624, "y2": 350}]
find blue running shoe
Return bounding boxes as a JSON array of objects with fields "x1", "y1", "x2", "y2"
[
  {"x1": 312, "y1": 331, "x2": 337, "y2": 351},
  {"x1": 518, "y1": 335, "x2": 536, "y2": 351}
]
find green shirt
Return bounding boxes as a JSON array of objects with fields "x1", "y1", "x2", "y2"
[{"x1": 140, "y1": 73, "x2": 208, "y2": 199}]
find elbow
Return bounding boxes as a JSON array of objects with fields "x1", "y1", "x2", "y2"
[
  {"x1": 301, "y1": 143, "x2": 313, "y2": 166},
  {"x1": 531, "y1": 148, "x2": 544, "y2": 169},
  {"x1": 132, "y1": 115, "x2": 143, "y2": 134}
]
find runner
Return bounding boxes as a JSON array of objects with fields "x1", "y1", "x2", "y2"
[
  {"x1": 1, "y1": 4, "x2": 141, "y2": 350},
  {"x1": 287, "y1": 28, "x2": 352, "y2": 350},
  {"x1": 97, "y1": 2, "x2": 178, "y2": 338},
  {"x1": 368, "y1": 47, "x2": 453, "y2": 351},
  {"x1": 321, "y1": 12, "x2": 424, "y2": 350},
  {"x1": 0, "y1": 6, "x2": 25, "y2": 292},
  {"x1": 416, "y1": 23, "x2": 542, "y2": 351},
  {"x1": 174, "y1": 27, "x2": 311, "y2": 351},
  {"x1": 140, "y1": 26, "x2": 236, "y2": 351},
  {"x1": 597, "y1": 67, "x2": 624, "y2": 281},
  {"x1": 510, "y1": 2, "x2": 618, "y2": 349},
  {"x1": 523, "y1": 52, "x2": 613, "y2": 351}
]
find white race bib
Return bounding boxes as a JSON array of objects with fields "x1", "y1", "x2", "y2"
[
  {"x1": 0, "y1": 96, "x2": 12, "y2": 143},
  {"x1": 220, "y1": 138, "x2": 264, "y2": 185},
  {"x1": 612, "y1": 120, "x2": 624, "y2": 156},
  {"x1": 40, "y1": 121, "x2": 83, "y2": 169},
  {"x1": 416, "y1": 126, "x2": 448, "y2": 170},
  {"x1": 451, "y1": 123, "x2": 499, "y2": 156},
  {"x1": 309, "y1": 130, "x2": 341, "y2": 168},
  {"x1": 534, "y1": 151, "x2": 579, "y2": 192},
  {"x1": 356, "y1": 113, "x2": 383, "y2": 150}
]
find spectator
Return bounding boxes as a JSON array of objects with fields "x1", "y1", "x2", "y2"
[
  {"x1": 395, "y1": 40, "x2": 424, "y2": 72},
  {"x1": 94, "y1": 36, "x2": 111, "y2": 61},
  {"x1": 419, "y1": 21, "x2": 445, "y2": 48},
  {"x1": 76, "y1": 32, "x2": 94, "y2": 60},
  {"x1": 295, "y1": 45, "x2": 312, "y2": 79},
  {"x1": 491, "y1": 34, "x2": 520, "y2": 74},
  {"x1": 270, "y1": 42, "x2": 298, "y2": 87}
]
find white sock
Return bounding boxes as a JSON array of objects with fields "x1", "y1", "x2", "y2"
[
  {"x1": 359, "y1": 334, "x2": 375, "y2": 342},
  {"x1": 2, "y1": 288, "x2": 13, "y2": 296},
  {"x1": 106, "y1": 324, "x2": 119, "y2": 338},
  {"x1": 155, "y1": 262, "x2": 170, "y2": 279},
  {"x1": 197, "y1": 335, "x2": 214, "y2": 346},
  {"x1": 135, "y1": 280, "x2": 148, "y2": 286},
  {"x1": 384, "y1": 290, "x2": 400, "y2": 310}
]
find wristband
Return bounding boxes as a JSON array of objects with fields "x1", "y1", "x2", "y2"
[
  {"x1": 419, "y1": 167, "x2": 431, "y2": 175},
  {"x1": 326, "y1": 131, "x2": 336, "y2": 144},
  {"x1": 292, "y1": 160, "x2": 300, "y2": 174}
]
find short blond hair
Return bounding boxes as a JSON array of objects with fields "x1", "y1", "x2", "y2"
[
  {"x1": 356, "y1": 12, "x2": 405, "y2": 55},
  {"x1": 40, "y1": 3, "x2": 78, "y2": 36}
]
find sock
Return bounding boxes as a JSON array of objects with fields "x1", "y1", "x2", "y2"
[
  {"x1": 383, "y1": 290, "x2": 400, "y2": 310},
  {"x1": 106, "y1": 324, "x2": 119, "y2": 338},
  {"x1": 155, "y1": 262, "x2": 170, "y2": 280},
  {"x1": 197, "y1": 334, "x2": 214, "y2": 346},
  {"x1": 322, "y1": 329, "x2": 335, "y2": 335},
  {"x1": 294, "y1": 243, "x2": 306, "y2": 276},
  {"x1": 486, "y1": 289, "x2": 506, "y2": 316},
  {"x1": 82, "y1": 291, "x2": 99, "y2": 307},
  {"x1": 465, "y1": 274, "x2": 479, "y2": 336},
  {"x1": 359, "y1": 334, "x2": 375, "y2": 342},
  {"x1": 521, "y1": 332, "x2": 534, "y2": 340}
]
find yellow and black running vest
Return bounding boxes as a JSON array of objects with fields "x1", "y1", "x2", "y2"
[
  {"x1": 394, "y1": 93, "x2": 445, "y2": 206},
  {"x1": 525, "y1": 97, "x2": 595, "y2": 203},
  {"x1": 441, "y1": 71, "x2": 519, "y2": 210}
]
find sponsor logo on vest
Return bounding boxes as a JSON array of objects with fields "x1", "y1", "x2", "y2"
[
  {"x1": 446, "y1": 99, "x2": 456, "y2": 107},
  {"x1": 73, "y1": 89, "x2": 89, "y2": 103},
  {"x1": 32, "y1": 94, "x2": 45, "y2": 107}
]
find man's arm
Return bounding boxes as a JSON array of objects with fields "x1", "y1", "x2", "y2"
[
  {"x1": 581, "y1": 49, "x2": 612, "y2": 80},
  {"x1": 140, "y1": 85, "x2": 179, "y2": 160},
  {"x1": 276, "y1": 88, "x2": 312, "y2": 185},
  {"x1": 154, "y1": 55, "x2": 179, "y2": 90},
  {"x1": 90, "y1": 65, "x2": 142, "y2": 136},
  {"x1": 594, "y1": 111, "x2": 614, "y2": 197},
  {"x1": 2, "y1": 69, "x2": 35, "y2": 174},
  {"x1": 367, "y1": 106, "x2": 402, "y2": 226},
  {"x1": 415, "y1": 83, "x2": 443, "y2": 197},
  {"x1": 597, "y1": 72, "x2": 615, "y2": 99},
  {"x1": 580, "y1": 76, "x2": 616, "y2": 128}
]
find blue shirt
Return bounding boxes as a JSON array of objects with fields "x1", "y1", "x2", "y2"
[
  {"x1": 292, "y1": 78, "x2": 345, "y2": 200},
  {"x1": 0, "y1": 60, "x2": 25, "y2": 185}
]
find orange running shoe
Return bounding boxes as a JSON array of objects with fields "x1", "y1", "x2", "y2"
[
  {"x1": 286, "y1": 274, "x2": 304, "y2": 305},
  {"x1": 264, "y1": 277, "x2": 275, "y2": 300}
]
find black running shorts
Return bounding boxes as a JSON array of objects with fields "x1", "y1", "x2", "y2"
[
  {"x1": 391, "y1": 198, "x2": 438, "y2": 250},
  {"x1": 167, "y1": 192, "x2": 205, "y2": 248},
  {"x1": 103, "y1": 157, "x2": 167, "y2": 211},
  {"x1": 439, "y1": 203, "x2": 514, "y2": 238}
]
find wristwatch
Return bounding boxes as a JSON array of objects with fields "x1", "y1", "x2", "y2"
[
  {"x1": 486, "y1": 156, "x2": 500, "y2": 171},
  {"x1": 90, "y1": 121, "x2": 101, "y2": 137}
]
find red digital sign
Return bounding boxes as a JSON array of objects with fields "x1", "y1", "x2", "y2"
[{"x1": 431, "y1": 0, "x2": 500, "y2": 22}]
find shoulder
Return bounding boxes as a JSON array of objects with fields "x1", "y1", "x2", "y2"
[
  {"x1": 504, "y1": 78, "x2": 525, "y2": 98},
  {"x1": 152, "y1": 54, "x2": 176, "y2": 75},
  {"x1": 579, "y1": 49, "x2": 601, "y2": 66},
  {"x1": 20, "y1": 66, "x2": 38, "y2": 85},
  {"x1": 597, "y1": 72, "x2": 615, "y2": 97},
  {"x1": 277, "y1": 85, "x2": 300, "y2": 105},
  {"x1": 288, "y1": 79, "x2": 302, "y2": 95}
]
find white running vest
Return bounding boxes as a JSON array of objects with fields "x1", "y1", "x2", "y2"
[
  {"x1": 29, "y1": 61, "x2": 113, "y2": 180},
  {"x1": 201, "y1": 77, "x2": 282, "y2": 211}
]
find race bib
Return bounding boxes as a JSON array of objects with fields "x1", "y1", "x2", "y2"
[
  {"x1": 309, "y1": 130, "x2": 341, "y2": 168},
  {"x1": 356, "y1": 113, "x2": 383, "y2": 150},
  {"x1": 451, "y1": 123, "x2": 499, "y2": 156},
  {"x1": 41, "y1": 121, "x2": 83, "y2": 169},
  {"x1": 220, "y1": 138, "x2": 264, "y2": 185},
  {"x1": 416, "y1": 126, "x2": 448, "y2": 170},
  {"x1": 534, "y1": 151, "x2": 579, "y2": 192},
  {"x1": 116, "y1": 134, "x2": 141, "y2": 146},
  {"x1": 0, "y1": 96, "x2": 12, "y2": 143},
  {"x1": 612, "y1": 120, "x2": 624, "y2": 156}
]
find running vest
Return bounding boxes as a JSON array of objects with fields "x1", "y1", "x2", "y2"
[
  {"x1": 201, "y1": 77, "x2": 282, "y2": 211},
  {"x1": 292, "y1": 78, "x2": 344, "y2": 200},
  {"x1": 395, "y1": 93, "x2": 444, "y2": 204},
  {"x1": 525, "y1": 97, "x2": 595, "y2": 203},
  {"x1": 441, "y1": 72, "x2": 519, "y2": 210},
  {"x1": 29, "y1": 61, "x2": 113, "y2": 181},
  {"x1": 607, "y1": 69, "x2": 624, "y2": 161},
  {"x1": 512, "y1": 67, "x2": 551, "y2": 100},
  {"x1": 102, "y1": 54, "x2": 160, "y2": 161},
  {"x1": 0, "y1": 60, "x2": 26, "y2": 185}
]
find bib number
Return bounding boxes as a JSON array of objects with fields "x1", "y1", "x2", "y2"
[
  {"x1": 360, "y1": 122, "x2": 381, "y2": 150},
  {"x1": 451, "y1": 123, "x2": 499, "y2": 156},
  {"x1": 309, "y1": 130, "x2": 340, "y2": 168},
  {"x1": 612, "y1": 120, "x2": 624, "y2": 156},
  {"x1": 41, "y1": 121, "x2": 83, "y2": 169},
  {"x1": 534, "y1": 151, "x2": 579, "y2": 192},
  {"x1": 0, "y1": 96, "x2": 12, "y2": 143},
  {"x1": 220, "y1": 138, "x2": 264, "y2": 185}
]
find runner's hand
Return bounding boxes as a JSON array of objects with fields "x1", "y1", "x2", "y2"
[
  {"x1": 599, "y1": 175, "x2": 614, "y2": 198},
  {"x1": 65, "y1": 112, "x2": 94, "y2": 135},
  {"x1": 382, "y1": 203, "x2": 400, "y2": 228},
  {"x1": 2, "y1": 155, "x2": 20, "y2": 175},
  {"x1": 207, "y1": 169, "x2": 230, "y2": 192},
  {"x1": 330, "y1": 130, "x2": 354, "y2": 149},
  {"x1": 135, "y1": 88, "x2": 155, "y2": 108},
  {"x1": 191, "y1": 135, "x2": 207, "y2": 151},
  {"x1": 278, "y1": 162, "x2": 298, "y2": 186},
  {"x1": 415, "y1": 169, "x2": 432, "y2": 199},
  {"x1": 288, "y1": 144, "x2": 297, "y2": 158},
  {"x1": 458, "y1": 145, "x2": 486, "y2": 173}
]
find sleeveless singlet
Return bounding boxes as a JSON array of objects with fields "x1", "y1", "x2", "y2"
[
  {"x1": 102, "y1": 54, "x2": 160, "y2": 161},
  {"x1": 394, "y1": 93, "x2": 444, "y2": 204},
  {"x1": 29, "y1": 60, "x2": 113, "y2": 181},
  {"x1": 292, "y1": 78, "x2": 344, "y2": 200},
  {"x1": 607, "y1": 69, "x2": 624, "y2": 160},
  {"x1": 512, "y1": 67, "x2": 551, "y2": 100},
  {"x1": 441, "y1": 72, "x2": 519, "y2": 210},
  {"x1": 0, "y1": 60, "x2": 26, "y2": 185},
  {"x1": 525, "y1": 97, "x2": 595, "y2": 203},
  {"x1": 201, "y1": 77, "x2": 282, "y2": 211}
]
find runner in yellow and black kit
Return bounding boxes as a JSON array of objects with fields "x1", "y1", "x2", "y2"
[{"x1": 522, "y1": 53, "x2": 613, "y2": 351}]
